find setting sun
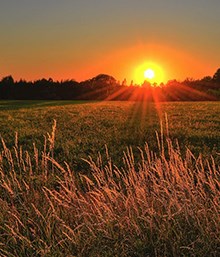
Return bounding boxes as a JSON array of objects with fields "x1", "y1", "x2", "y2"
[
  {"x1": 133, "y1": 61, "x2": 165, "y2": 85},
  {"x1": 144, "y1": 69, "x2": 155, "y2": 80}
]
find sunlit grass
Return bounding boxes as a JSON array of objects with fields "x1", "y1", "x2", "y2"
[
  {"x1": 0, "y1": 120, "x2": 219, "y2": 256},
  {"x1": 0, "y1": 101, "x2": 220, "y2": 171}
]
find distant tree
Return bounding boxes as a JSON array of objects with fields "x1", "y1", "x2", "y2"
[
  {"x1": 91, "y1": 74, "x2": 116, "y2": 85},
  {"x1": 201, "y1": 76, "x2": 212, "y2": 82},
  {"x1": 142, "y1": 80, "x2": 151, "y2": 88},
  {"x1": 183, "y1": 77, "x2": 194, "y2": 83},
  {"x1": 0, "y1": 75, "x2": 15, "y2": 99},
  {"x1": 166, "y1": 79, "x2": 178, "y2": 87},
  {"x1": 122, "y1": 78, "x2": 127, "y2": 86},
  {"x1": 0, "y1": 72, "x2": 219, "y2": 101},
  {"x1": 1, "y1": 75, "x2": 14, "y2": 85},
  {"x1": 213, "y1": 68, "x2": 220, "y2": 83}
]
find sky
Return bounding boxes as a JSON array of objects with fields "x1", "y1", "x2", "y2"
[{"x1": 0, "y1": 0, "x2": 220, "y2": 84}]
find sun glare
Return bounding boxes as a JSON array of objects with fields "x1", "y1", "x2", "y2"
[
  {"x1": 144, "y1": 69, "x2": 155, "y2": 80},
  {"x1": 134, "y1": 62, "x2": 165, "y2": 85}
]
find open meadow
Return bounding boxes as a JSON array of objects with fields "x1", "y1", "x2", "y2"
[
  {"x1": 1, "y1": 100, "x2": 220, "y2": 169},
  {"x1": 0, "y1": 100, "x2": 219, "y2": 256}
]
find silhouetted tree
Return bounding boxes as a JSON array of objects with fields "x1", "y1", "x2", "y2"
[
  {"x1": 122, "y1": 78, "x2": 127, "y2": 86},
  {"x1": 213, "y1": 68, "x2": 220, "y2": 83},
  {"x1": 142, "y1": 80, "x2": 151, "y2": 88},
  {"x1": 1, "y1": 75, "x2": 14, "y2": 85},
  {"x1": 201, "y1": 76, "x2": 212, "y2": 82},
  {"x1": 0, "y1": 72, "x2": 220, "y2": 101}
]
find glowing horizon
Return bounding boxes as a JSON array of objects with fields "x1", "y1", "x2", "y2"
[
  {"x1": 0, "y1": 1, "x2": 219, "y2": 84},
  {"x1": 133, "y1": 61, "x2": 165, "y2": 85}
]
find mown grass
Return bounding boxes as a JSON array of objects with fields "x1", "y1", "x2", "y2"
[
  {"x1": 0, "y1": 101, "x2": 220, "y2": 256},
  {"x1": 0, "y1": 100, "x2": 91, "y2": 110},
  {"x1": 0, "y1": 101, "x2": 220, "y2": 171}
]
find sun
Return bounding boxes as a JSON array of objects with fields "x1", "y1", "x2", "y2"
[
  {"x1": 133, "y1": 61, "x2": 165, "y2": 85},
  {"x1": 144, "y1": 69, "x2": 155, "y2": 80}
]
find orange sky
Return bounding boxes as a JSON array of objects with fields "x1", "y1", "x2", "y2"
[
  {"x1": 73, "y1": 43, "x2": 217, "y2": 84},
  {"x1": 0, "y1": 1, "x2": 219, "y2": 84}
]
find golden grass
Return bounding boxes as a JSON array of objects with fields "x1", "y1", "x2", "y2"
[{"x1": 0, "y1": 121, "x2": 219, "y2": 256}]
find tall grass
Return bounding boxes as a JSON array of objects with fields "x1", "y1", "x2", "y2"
[{"x1": 0, "y1": 121, "x2": 219, "y2": 257}]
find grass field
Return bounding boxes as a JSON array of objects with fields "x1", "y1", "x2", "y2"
[
  {"x1": 0, "y1": 100, "x2": 219, "y2": 256},
  {"x1": 0, "y1": 100, "x2": 220, "y2": 169}
]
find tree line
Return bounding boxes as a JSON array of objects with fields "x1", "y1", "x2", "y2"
[{"x1": 0, "y1": 69, "x2": 220, "y2": 101}]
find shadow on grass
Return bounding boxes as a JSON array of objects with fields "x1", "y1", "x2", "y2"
[{"x1": 0, "y1": 100, "x2": 96, "y2": 110}]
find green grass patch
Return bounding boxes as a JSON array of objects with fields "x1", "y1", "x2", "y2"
[
  {"x1": 0, "y1": 100, "x2": 94, "y2": 110},
  {"x1": 0, "y1": 100, "x2": 220, "y2": 170}
]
